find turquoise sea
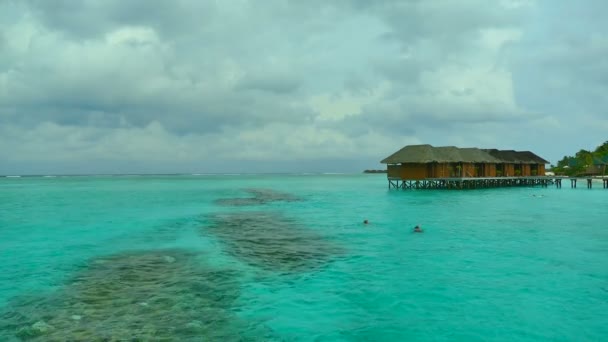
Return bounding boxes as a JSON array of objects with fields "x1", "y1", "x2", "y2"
[{"x1": 0, "y1": 174, "x2": 607, "y2": 341}]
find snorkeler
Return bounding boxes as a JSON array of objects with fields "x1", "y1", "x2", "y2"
[
  {"x1": 413, "y1": 225, "x2": 423, "y2": 233},
  {"x1": 363, "y1": 219, "x2": 369, "y2": 225}
]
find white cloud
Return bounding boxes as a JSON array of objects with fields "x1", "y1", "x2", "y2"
[
  {"x1": 105, "y1": 26, "x2": 159, "y2": 45},
  {"x1": 310, "y1": 82, "x2": 391, "y2": 122}
]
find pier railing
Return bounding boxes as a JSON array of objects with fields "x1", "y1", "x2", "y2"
[{"x1": 387, "y1": 176, "x2": 608, "y2": 190}]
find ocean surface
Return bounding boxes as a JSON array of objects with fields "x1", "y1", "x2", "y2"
[{"x1": 0, "y1": 174, "x2": 606, "y2": 341}]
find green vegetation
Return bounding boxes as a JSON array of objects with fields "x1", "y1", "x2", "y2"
[{"x1": 552, "y1": 141, "x2": 608, "y2": 176}]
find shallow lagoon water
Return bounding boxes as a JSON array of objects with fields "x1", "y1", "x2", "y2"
[{"x1": 0, "y1": 174, "x2": 607, "y2": 341}]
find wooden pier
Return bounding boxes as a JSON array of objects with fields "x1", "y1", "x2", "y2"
[{"x1": 387, "y1": 176, "x2": 607, "y2": 190}]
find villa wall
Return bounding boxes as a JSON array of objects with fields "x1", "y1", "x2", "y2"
[
  {"x1": 522, "y1": 164, "x2": 531, "y2": 177},
  {"x1": 387, "y1": 164, "x2": 427, "y2": 180},
  {"x1": 485, "y1": 163, "x2": 497, "y2": 177},
  {"x1": 387, "y1": 162, "x2": 547, "y2": 179},
  {"x1": 400, "y1": 163, "x2": 427, "y2": 180},
  {"x1": 503, "y1": 164, "x2": 515, "y2": 177},
  {"x1": 428, "y1": 163, "x2": 450, "y2": 178},
  {"x1": 387, "y1": 165, "x2": 401, "y2": 178},
  {"x1": 460, "y1": 163, "x2": 474, "y2": 177}
]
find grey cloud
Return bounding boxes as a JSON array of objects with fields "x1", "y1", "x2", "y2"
[
  {"x1": 235, "y1": 73, "x2": 302, "y2": 94},
  {"x1": 1, "y1": 0, "x2": 608, "y2": 174},
  {"x1": 508, "y1": 0, "x2": 608, "y2": 118},
  {"x1": 342, "y1": 74, "x2": 381, "y2": 97},
  {"x1": 334, "y1": 98, "x2": 530, "y2": 139},
  {"x1": 0, "y1": 27, "x2": 312, "y2": 133},
  {"x1": 366, "y1": 3, "x2": 527, "y2": 85},
  {"x1": 0, "y1": 32, "x2": 6, "y2": 53},
  {"x1": 24, "y1": 0, "x2": 218, "y2": 39},
  {"x1": 356, "y1": 0, "x2": 525, "y2": 44},
  {"x1": 2, "y1": 1, "x2": 338, "y2": 137},
  {"x1": 3, "y1": 85, "x2": 315, "y2": 135},
  {"x1": 371, "y1": 56, "x2": 427, "y2": 85}
]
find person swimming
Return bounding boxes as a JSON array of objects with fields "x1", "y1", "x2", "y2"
[
  {"x1": 363, "y1": 219, "x2": 369, "y2": 225},
  {"x1": 413, "y1": 225, "x2": 423, "y2": 233}
]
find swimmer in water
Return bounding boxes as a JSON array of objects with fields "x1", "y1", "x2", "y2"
[
  {"x1": 413, "y1": 225, "x2": 423, "y2": 233},
  {"x1": 363, "y1": 219, "x2": 369, "y2": 225}
]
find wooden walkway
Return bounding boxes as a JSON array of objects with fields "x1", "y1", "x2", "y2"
[{"x1": 387, "y1": 176, "x2": 608, "y2": 190}]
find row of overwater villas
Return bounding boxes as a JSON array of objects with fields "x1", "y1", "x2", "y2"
[{"x1": 381, "y1": 145, "x2": 549, "y2": 180}]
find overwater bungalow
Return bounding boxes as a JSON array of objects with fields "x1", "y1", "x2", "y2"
[
  {"x1": 381, "y1": 145, "x2": 498, "y2": 179},
  {"x1": 483, "y1": 149, "x2": 549, "y2": 177},
  {"x1": 381, "y1": 144, "x2": 550, "y2": 189}
]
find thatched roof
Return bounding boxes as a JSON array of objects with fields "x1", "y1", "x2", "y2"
[
  {"x1": 381, "y1": 145, "x2": 443, "y2": 164},
  {"x1": 514, "y1": 151, "x2": 550, "y2": 164},
  {"x1": 483, "y1": 149, "x2": 520, "y2": 163},
  {"x1": 381, "y1": 145, "x2": 549, "y2": 164},
  {"x1": 459, "y1": 148, "x2": 503, "y2": 163},
  {"x1": 484, "y1": 149, "x2": 550, "y2": 164}
]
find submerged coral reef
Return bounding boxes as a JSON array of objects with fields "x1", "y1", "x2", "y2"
[
  {"x1": 0, "y1": 250, "x2": 271, "y2": 341},
  {"x1": 204, "y1": 211, "x2": 343, "y2": 273},
  {"x1": 0, "y1": 187, "x2": 343, "y2": 340},
  {"x1": 215, "y1": 188, "x2": 302, "y2": 207}
]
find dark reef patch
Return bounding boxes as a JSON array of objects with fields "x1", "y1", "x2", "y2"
[
  {"x1": 215, "y1": 188, "x2": 302, "y2": 207},
  {"x1": 204, "y1": 211, "x2": 343, "y2": 273},
  {"x1": 0, "y1": 250, "x2": 272, "y2": 341}
]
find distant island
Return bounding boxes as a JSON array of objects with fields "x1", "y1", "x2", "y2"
[{"x1": 363, "y1": 169, "x2": 387, "y2": 174}]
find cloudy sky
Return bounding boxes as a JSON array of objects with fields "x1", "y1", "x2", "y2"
[{"x1": 1, "y1": 0, "x2": 607, "y2": 174}]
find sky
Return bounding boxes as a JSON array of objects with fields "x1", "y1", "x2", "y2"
[{"x1": 1, "y1": 0, "x2": 607, "y2": 174}]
